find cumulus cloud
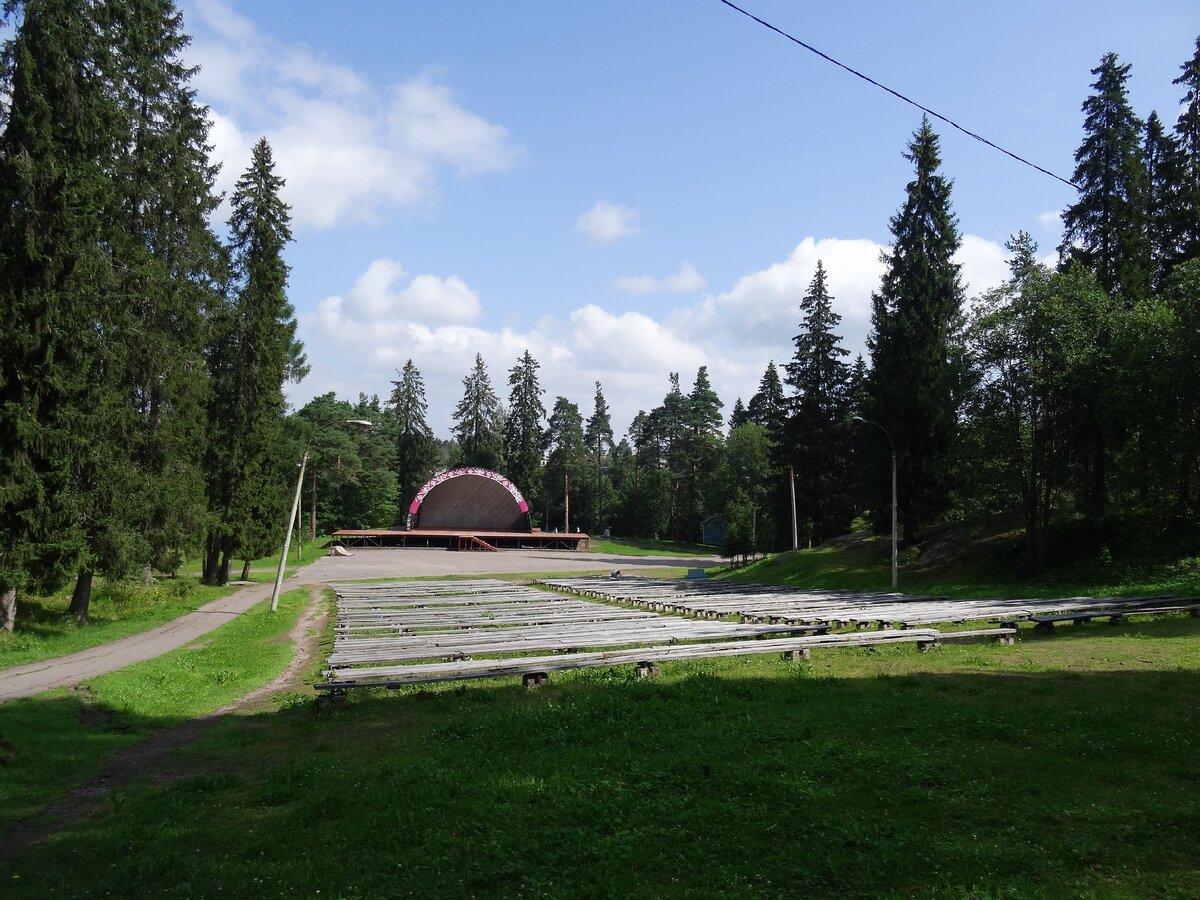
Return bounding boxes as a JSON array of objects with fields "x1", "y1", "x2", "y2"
[
  {"x1": 185, "y1": 0, "x2": 518, "y2": 230},
  {"x1": 293, "y1": 234, "x2": 1020, "y2": 438},
  {"x1": 1038, "y1": 209, "x2": 1063, "y2": 232},
  {"x1": 339, "y1": 258, "x2": 481, "y2": 324},
  {"x1": 615, "y1": 262, "x2": 706, "y2": 294},
  {"x1": 575, "y1": 202, "x2": 639, "y2": 244}
]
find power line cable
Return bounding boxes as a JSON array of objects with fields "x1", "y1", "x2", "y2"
[{"x1": 716, "y1": 0, "x2": 1079, "y2": 190}]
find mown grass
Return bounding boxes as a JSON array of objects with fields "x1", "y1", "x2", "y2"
[
  {"x1": 3, "y1": 611, "x2": 1198, "y2": 898},
  {"x1": 0, "y1": 589, "x2": 310, "y2": 836},
  {"x1": 721, "y1": 532, "x2": 1200, "y2": 600},
  {"x1": 588, "y1": 536, "x2": 718, "y2": 557},
  {"x1": 0, "y1": 579, "x2": 237, "y2": 671}
]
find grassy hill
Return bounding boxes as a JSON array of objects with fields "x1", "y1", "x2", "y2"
[{"x1": 719, "y1": 513, "x2": 1200, "y2": 599}]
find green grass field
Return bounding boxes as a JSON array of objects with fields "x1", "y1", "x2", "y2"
[
  {"x1": 0, "y1": 589, "x2": 311, "y2": 838},
  {"x1": 0, "y1": 579, "x2": 239, "y2": 671},
  {"x1": 3, "y1": 608, "x2": 1198, "y2": 896},
  {"x1": 4, "y1": 524, "x2": 1200, "y2": 897},
  {"x1": 588, "y1": 536, "x2": 718, "y2": 557}
]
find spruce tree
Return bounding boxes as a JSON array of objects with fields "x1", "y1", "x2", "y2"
[
  {"x1": 389, "y1": 359, "x2": 439, "y2": 524},
  {"x1": 69, "y1": 0, "x2": 223, "y2": 617},
  {"x1": 203, "y1": 137, "x2": 301, "y2": 585},
  {"x1": 867, "y1": 118, "x2": 963, "y2": 542},
  {"x1": 680, "y1": 366, "x2": 724, "y2": 541},
  {"x1": 503, "y1": 350, "x2": 546, "y2": 516},
  {"x1": 543, "y1": 397, "x2": 586, "y2": 531},
  {"x1": 1058, "y1": 53, "x2": 1150, "y2": 302},
  {"x1": 747, "y1": 362, "x2": 787, "y2": 442},
  {"x1": 451, "y1": 353, "x2": 504, "y2": 470},
  {"x1": 728, "y1": 398, "x2": 750, "y2": 430},
  {"x1": 786, "y1": 260, "x2": 853, "y2": 543},
  {"x1": 1143, "y1": 112, "x2": 1183, "y2": 291},
  {"x1": 0, "y1": 0, "x2": 115, "y2": 629},
  {"x1": 584, "y1": 382, "x2": 615, "y2": 533},
  {"x1": 1174, "y1": 36, "x2": 1200, "y2": 263}
]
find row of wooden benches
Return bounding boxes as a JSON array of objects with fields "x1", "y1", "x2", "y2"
[{"x1": 318, "y1": 625, "x2": 1016, "y2": 691}]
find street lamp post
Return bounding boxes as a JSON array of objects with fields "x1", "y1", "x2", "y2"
[
  {"x1": 270, "y1": 418, "x2": 372, "y2": 612},
  {"x1": 852, "y1": 416, "x2": 898, "y2": 590}
]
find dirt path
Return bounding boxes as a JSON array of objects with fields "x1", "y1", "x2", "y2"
[{"x1": 0, "y1": 585, "x2": 329, "y2": 867}]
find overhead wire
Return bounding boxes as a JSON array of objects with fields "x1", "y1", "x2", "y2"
[{"x1": 716, "y1": 0, "x2": 1079, "y2": 190}]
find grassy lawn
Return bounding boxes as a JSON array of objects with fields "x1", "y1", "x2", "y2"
[
  {"x1": 719, "y1": 531, "x2": 1200, "y2": 600},
  {"x1": 0, "y1": 579, "x2": 238, "y2": 672},
  {"x1": 589, "y1": 536, "x2": 719, "y2": 557},
  {"x1": 0, "y1": 588, "x2": 311, "y2": 837},
  {"x1": 2, "y1": 607, "x2": 1198, "y2": 897}
]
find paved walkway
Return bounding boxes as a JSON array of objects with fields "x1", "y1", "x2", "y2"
[{"x1": 0, "y1": 548, "x2": 719, "y2": 702}]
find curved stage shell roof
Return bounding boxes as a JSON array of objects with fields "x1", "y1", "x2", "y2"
[{"x1": 408, "y1": 468, "x2": 531, "y2": 533}]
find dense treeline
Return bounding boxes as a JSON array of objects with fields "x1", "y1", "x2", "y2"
[
  {"x1": 0, "y1": 0, "x2": 306, "y2": 629},
  {"x1": 2, "y1": 0, "x2": 1198, "y2": 637}
]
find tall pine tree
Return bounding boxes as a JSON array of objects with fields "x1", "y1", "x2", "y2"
[
  {"x1": 867, "y1": 118, "x2": 963, "y2": 542},
  {"x1": 786, "y1": 260, "x2": 853, "y2": 543},
  {"x1": 503, "y1": 350, "x2": 546, "y2": 517},
  {"x1": 389, "y1": 359, "x2": 439, "y2": 525},
  {"x1": 1058, "y1": 53, "x2": 1150, "y2": 303},
  {"x1": 584, "y1": 382, "x2": 615, "y2": 533},
  {"x1": 203, "y1": 137, "x2": 301, "y2": 585},
  {"x1": 1174, "y1": 36, "x2": 1200, "y2": 264},
  {"x1": 451, "y1": 353, "x2": 504, "y2": 470},
  {"x1": 0, "y1": 0, "x2": 115, "y2": 629}
]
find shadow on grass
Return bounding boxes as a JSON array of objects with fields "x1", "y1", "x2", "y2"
[{"x1": 3, "y1": 651, "x2": 1198, "y2": 898}]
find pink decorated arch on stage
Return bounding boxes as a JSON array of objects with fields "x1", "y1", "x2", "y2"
[{"x1": 408, "y1": 467, "x2": 529, "y2": 518}]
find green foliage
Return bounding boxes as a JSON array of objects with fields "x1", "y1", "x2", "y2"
[
  {"x1": 866, "y1": 118, "x2": 964, "y2": 542},
  {"x1": 451, "y1": 352, "x2": 504, "y2": 470},
  {"x1": 542, "y1": 396, "x2": 587, "y2": 532},
  {"x1": 502, "y1": 351, "x2": 546, "y2": 519},
  {"x1": 1059, "y1": 52, "x2": 1150, "y2": 302},
  {"x1": 389, "y1": 359, "x2": 441, "y2": 521}
]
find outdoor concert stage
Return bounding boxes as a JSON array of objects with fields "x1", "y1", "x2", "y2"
[
  {"x1": 331, "y1": 466, "x2": 588, "y2": 551},
  {"x1": 330, "y1": 528, "x2": 589, "y2": 551}
]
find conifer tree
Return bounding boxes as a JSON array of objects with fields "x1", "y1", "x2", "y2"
[
  {"x1": 69, "y1": 0, "x2": 223, "y2": 617},
  {"x1": 786, "y1": 260, "x2": 853, "y2": 543},
  {"x1": 543, "y1": 397, "x2": 586, "y2": 531},
  {"x1": 503, "y1": 350, "x2": 546, "y2": 516},
  {"x1": 1058, "y1": 53, "x2": 1150, "y2": 302},
  {"x1": 451, "y1": 353, "x2": 504, "y2": 470},
  {"x1": 584, "y1": 382, "x2": 615, "y2": 533},
  {"x1": 1142, "y1": 112, "x2": 1183, "y2": 291},
  {"x1": 1174, "y1": 36, "x2": 1200, "y2": 263},
  {"x1": 728, "y1": 398, "x2": 750, "y2": 430},
  {"x1": 677, "y1": 366, "x2": 724, "y2": 541},
  {"x1": 0, "y1": 0, "x2": 115, "y2": 629},
  {"x1": 203, "y1": 137, "x2": 301, "y2": 585},
  {"x1": 747, "y1": 362, "x2": 787, "y2": 442},
  {"x1": 389, "y1": 359, "x2": 439, "y2": 524},
  {"x1": 867, "y1": 118, "x2": 964, "y2": 542}
]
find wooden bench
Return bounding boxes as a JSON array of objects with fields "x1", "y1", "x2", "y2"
[
  {"x1": 317, "y1": 626, "x2": 1016, "y2": 691},
  {"x1": 1028, "y1": 603, "x2": 1200, "y2": 634}
]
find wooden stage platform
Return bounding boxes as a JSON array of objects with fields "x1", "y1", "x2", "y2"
[{"x1": 331, "y1": 528, "x2": 590, "y2": 551}]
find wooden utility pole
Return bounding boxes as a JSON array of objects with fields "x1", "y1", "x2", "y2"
[
  {"x1": 789, "y1": 466, "x2": 798, "y2": 550},
  {"x1": 564, "y1": 471, "x2": 570, "y2": 533}
]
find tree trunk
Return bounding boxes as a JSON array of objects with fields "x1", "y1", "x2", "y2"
[
  {"x1": 1, "y1": 586, "x2": 15, "y2": 633},
  {"x1": 218, "y1": 550, "x2": 232, "y2": 585},
  {"x1": 202, "y1": 535, "x2": 222, "y2": 586},
  {"x1": 70, "y1": 570, "x2": 94, "y2": 624},
  {"x1": 240, "y1": 559, "x2": 251, "y2": 581}
]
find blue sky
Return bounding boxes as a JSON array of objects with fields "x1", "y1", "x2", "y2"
[{"x1": 180, "y1": 0, "x2": 1197, "y2": 437}]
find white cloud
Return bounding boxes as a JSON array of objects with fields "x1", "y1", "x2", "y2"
[
  {"x1": 615, "y1": 262, "x2": 706, "y2": 294},
  {"x1": 292, "y1": 234, "x2": 1021, "y2": 439},
  {"x1": 575, "y1": 202, "x2": 639, "y2": 244},
  {"x1": 954, "y1": 234, "x2": 1009, "y2": 297},
  {"x1": 1038, "y1": 209, "x2": 1062, "y2": 231},
  {"x1": 692, "y1": 236, "x2": 886, "y2": 356},
  {"x1": 184, "y1": 1, "x2": 519, "y2": 231},
  {"x1": 339, "y1": 258, "x2": 481, "y2": 324}
]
